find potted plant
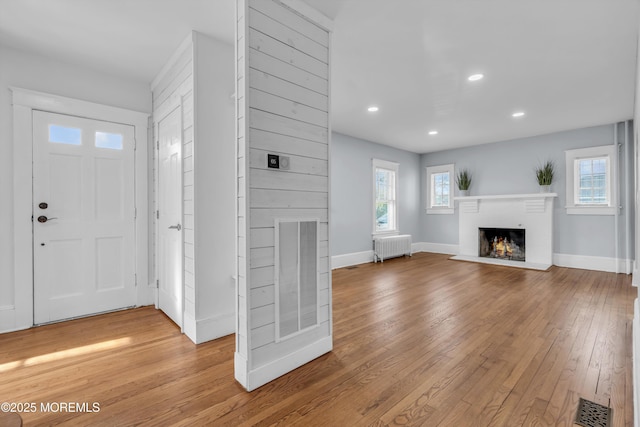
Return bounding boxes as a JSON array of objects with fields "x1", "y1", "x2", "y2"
[
  {"x1": 456, "y1": 169, "x2": 472, "y2": 196},
  {"x1": 535, "y1": 160, "x2": 554, "y2": 192}
]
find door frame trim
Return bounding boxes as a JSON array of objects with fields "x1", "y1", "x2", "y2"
[
  {"x1": 10, "y1": 87, "x2": 151, "y2": 331},
  {"x1": 154, "y1": 103, "x2": 185, "y2": 331}
]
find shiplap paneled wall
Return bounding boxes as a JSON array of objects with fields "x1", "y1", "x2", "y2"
[
  {"x1": 236, "y1": 0, "x2": 332, "y2": 391},
  {"x1": 152, "y1": 32, "x2": 236, "y2": 344}
]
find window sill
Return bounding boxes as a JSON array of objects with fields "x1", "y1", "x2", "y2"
[
  {"x1": 372, "y1": 231, "x2": 399, "y2": 238},
  {"x1": 565, "y1": 205, "x2": 617, "y2": 216},
  {"x1": 426, "y1": 207, "x2": 454, "y2": 215}
]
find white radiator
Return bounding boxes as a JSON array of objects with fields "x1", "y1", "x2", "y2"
[{"x1": 373, "y1": 234, "x2": 412, "y2": 263}]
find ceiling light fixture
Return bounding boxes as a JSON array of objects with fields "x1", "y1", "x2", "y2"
[
  {"x1": 367, "y1": 106, "x2": 379, "y2": 112},
  {"x1": 428, "y1": 130, "x2": 438, "y2": 135},
  {"x1": 468, "y1": 74, "x2": 484, "y2": 81},
  {"x1": 512, "y1": 111, "x2": 525, "y2": 118}
]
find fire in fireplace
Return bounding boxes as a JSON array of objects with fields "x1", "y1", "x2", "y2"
[{"x1": 478, "y1": 228, "x2": 525, "y2": 262}]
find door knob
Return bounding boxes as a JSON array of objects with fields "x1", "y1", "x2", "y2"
[
  {"x1": 37, "y1": 215, "x2": 57, "y2": 223},
  {"x1": 168, "y1": 224, "x2": 182, "y2": 231}
]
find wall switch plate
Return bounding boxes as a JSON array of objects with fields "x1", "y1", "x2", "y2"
[{"x1": 267, "y1": 154, "x2": 279, "y2": 168}]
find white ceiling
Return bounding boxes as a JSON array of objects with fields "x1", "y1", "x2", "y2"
[{"x1": 1, "y1": 0, "x2": 638, "y2": 153}]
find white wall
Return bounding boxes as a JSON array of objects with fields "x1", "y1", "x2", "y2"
[
  {"x1": 0, "y1": 45, "x2": 151, "y2": 331},
  {"x1": 192, "y1": 33, "x2": 236, "y2": 341},
  {"x1": 151, "y1": 32, "x2": 236, "y2": 344}
]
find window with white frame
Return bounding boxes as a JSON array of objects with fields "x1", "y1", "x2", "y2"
[
  {"x1": 565, "y1": 145, "x2": 617, "y2": 215},
  {"x1": 373, "y1": 159, "x2": 399, "y2": 235},
  {"x1": 426, "y1": 164, "x2": 454, "y2": 214}
]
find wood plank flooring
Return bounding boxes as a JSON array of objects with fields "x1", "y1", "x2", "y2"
[{"x1": 0, "y1": 253, "x2": 635, "y2": 426}]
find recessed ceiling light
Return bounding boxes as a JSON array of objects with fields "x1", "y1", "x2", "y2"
[
  {"x1": 428, "y1": 130, "x2": 438, "y2": 135},
  {"x1": 512, "y1": 111, "x2": 525, "y2": 118},
  {"x1": 367, "y1": 106, "x2": 379, "y2": 112},
  {"x1": 468, "y1": 74, "x2": 484, "y2": 81}
]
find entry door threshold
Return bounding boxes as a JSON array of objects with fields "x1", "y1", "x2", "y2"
[
  {"x1": 450, "y1": 255, "x2": 551, "y2": 271},
  {"x1": 35, "y1": 306, "x2": 137, "y2": 326}
]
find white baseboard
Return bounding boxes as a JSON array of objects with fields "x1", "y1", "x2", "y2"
[
  {"x1": 331, "y1": 250, "x2": 373, "y2": 269},
  {"x1": 419, "y1": 242, "x2": 459, "y2": 255},
  {"x1": 184, "y1": 311, "x2": 234, "y2": 344},
  {"x1": 238, "y1": 336, "x2": 332, "y2": 391},
  {"x1": 234, "y1": 351, "x2": 249, "y2": 389},
  {"x1": 331, "y1": 242, "x2": 460, "y2": 269},
  {"x1": 553, "y1": 253, "x2": 633, "y2": 274},
  {"x1": 330, "y1": 245, "x2": 630, "y2": 274},
  {"x1": 633, "y1": 270, "x2": 640, "y2": 287},
  {"x1": 0, "y1": 305, "x2": 31, "y2": 335},
  {"x1": 634, "y1": 299, "x2": 640, "y2": 427}
]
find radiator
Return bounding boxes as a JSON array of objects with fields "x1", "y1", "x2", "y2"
[{"x1": 373, "y1": 234, "x2": 412, "y2": 263}]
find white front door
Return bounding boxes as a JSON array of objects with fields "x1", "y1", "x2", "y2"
[
  {"x1": 157, "y1": 107, "x2": 183, "y2": 327},
  {"x1": 33, "y1": 111, "x2": 136, "y2": 324}
]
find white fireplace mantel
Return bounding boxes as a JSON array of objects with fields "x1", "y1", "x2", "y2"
[
  {"x1": 451, "y1": 193, "x2": 557, "y2": 270},
  {"x1": 453, "y1": 192, "x2": 558, "y2": 201}
]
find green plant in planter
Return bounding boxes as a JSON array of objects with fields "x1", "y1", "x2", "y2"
[
  {"x1": 535, "y1": 160, "x2": 555, "y2": 185},
  {"x1": 456, "y1": 169, "x2": 472, "y2": 191}
]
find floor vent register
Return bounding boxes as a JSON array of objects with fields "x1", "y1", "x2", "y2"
[{"x1": 575, "y1": 397, "x2": 611, "y2": 427}]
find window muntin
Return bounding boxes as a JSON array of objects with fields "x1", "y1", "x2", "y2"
[
  {"x1": 431, "y1": 171, "x2": 450, "y2": 207},
  {"x1": 425, "y1": 164, "x2": 454, "y2": 214},
  {"x1": 565, "y1": 145, "x2": 616, "y2": 215},
  {"x1": 576, "y1": 157, "x2": 608, "y2": 205},
  {"x1": 373, "y1": 159, "x2": 399, "y2": 234}
]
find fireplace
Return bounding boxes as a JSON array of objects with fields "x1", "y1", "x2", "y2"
[{"x1": 478, "y1": 228, "x2": 525, "y2": 262}]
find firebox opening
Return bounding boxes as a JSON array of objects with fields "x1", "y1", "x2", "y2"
[{"x1": 479, "y1": 227, "x2": 525, "y2": 262}]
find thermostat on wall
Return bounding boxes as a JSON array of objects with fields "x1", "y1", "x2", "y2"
[
  {"x1": 280, "y1": 156, "x2": 290, "y2": 170},
  {"x1": 267, "y1": 154, "x2": 279, "y2": 168},
  {"x1": 267, "y1": 154, "x2": 290, "y2": 170}
]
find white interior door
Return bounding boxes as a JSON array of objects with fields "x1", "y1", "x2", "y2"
[
  {"x1": 33, "y1": 111, "x2": 136, "y2": 324},
  {"x1": 157, "y1": 107, "x2": 183, "y2": 327}
]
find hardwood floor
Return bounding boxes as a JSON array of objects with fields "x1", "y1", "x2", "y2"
[{"x1": 0, "y1": 253, "x2": 635, "y2": 426}]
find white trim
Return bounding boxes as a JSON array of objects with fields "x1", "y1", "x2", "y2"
[
  {"x1": 426, "y1": 163, "x2": 455, "y2": 215},
  {"x1": 633, "y1": 269, "x2": 640, "y2": 287},
  {"x1": 8, "y1": 87, "x2": 151, "y2": 333},
  {"x1": 565, "y1": 206, "x2": 617, "y2": 215},
  {"x1": 451, "y1": 255, "x2": 551, "y2": 271},
  {"x1": 278, "y1": 0, "x2": 334, "y2": 32},
  {"x1": 633, "y1": 299, "x2": 640, "y2": 427},
  {"x1": 240, "y1": 336, "x2": 332, "y2": 391},
  {"x1": 565, "y1": 144, "x2": 618, "y2": 215},
  {"x1": 329, "y1": 246, "x2": 630, "y2": 274},
  {"x1": 372, "y1": 158, "x2": 400, "y2": 234},
  {"x1": 331, "y1": 251, "x2": 374, "y2": 269},
  {"x1": 183, "y1": 312, "x2": 234, "y2": 344},
  {"x1": 453, "y1": 192, "x2": 558, "y2": 201},
  {"x1": 553, "y1": 253, "x2": 632, "y2": 274},
  {"x1": 420, "y1": 242, "x2": 459, "y2": 255}
]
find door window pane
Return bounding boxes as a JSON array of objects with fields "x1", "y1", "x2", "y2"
[
  {"x1": 95, "y1": 132, "x2": 123, "y2": 150},
  {"x1": 49, "y1": 125, "x2": 81, "y2": 145}
]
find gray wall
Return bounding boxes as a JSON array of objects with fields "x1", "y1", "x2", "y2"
[
  {"x1": 421, "y1": 123, "x2": 634, "y2": 259},
  {"x1": 331, "y1": 133, "x2": 421, "y2": 256}
]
